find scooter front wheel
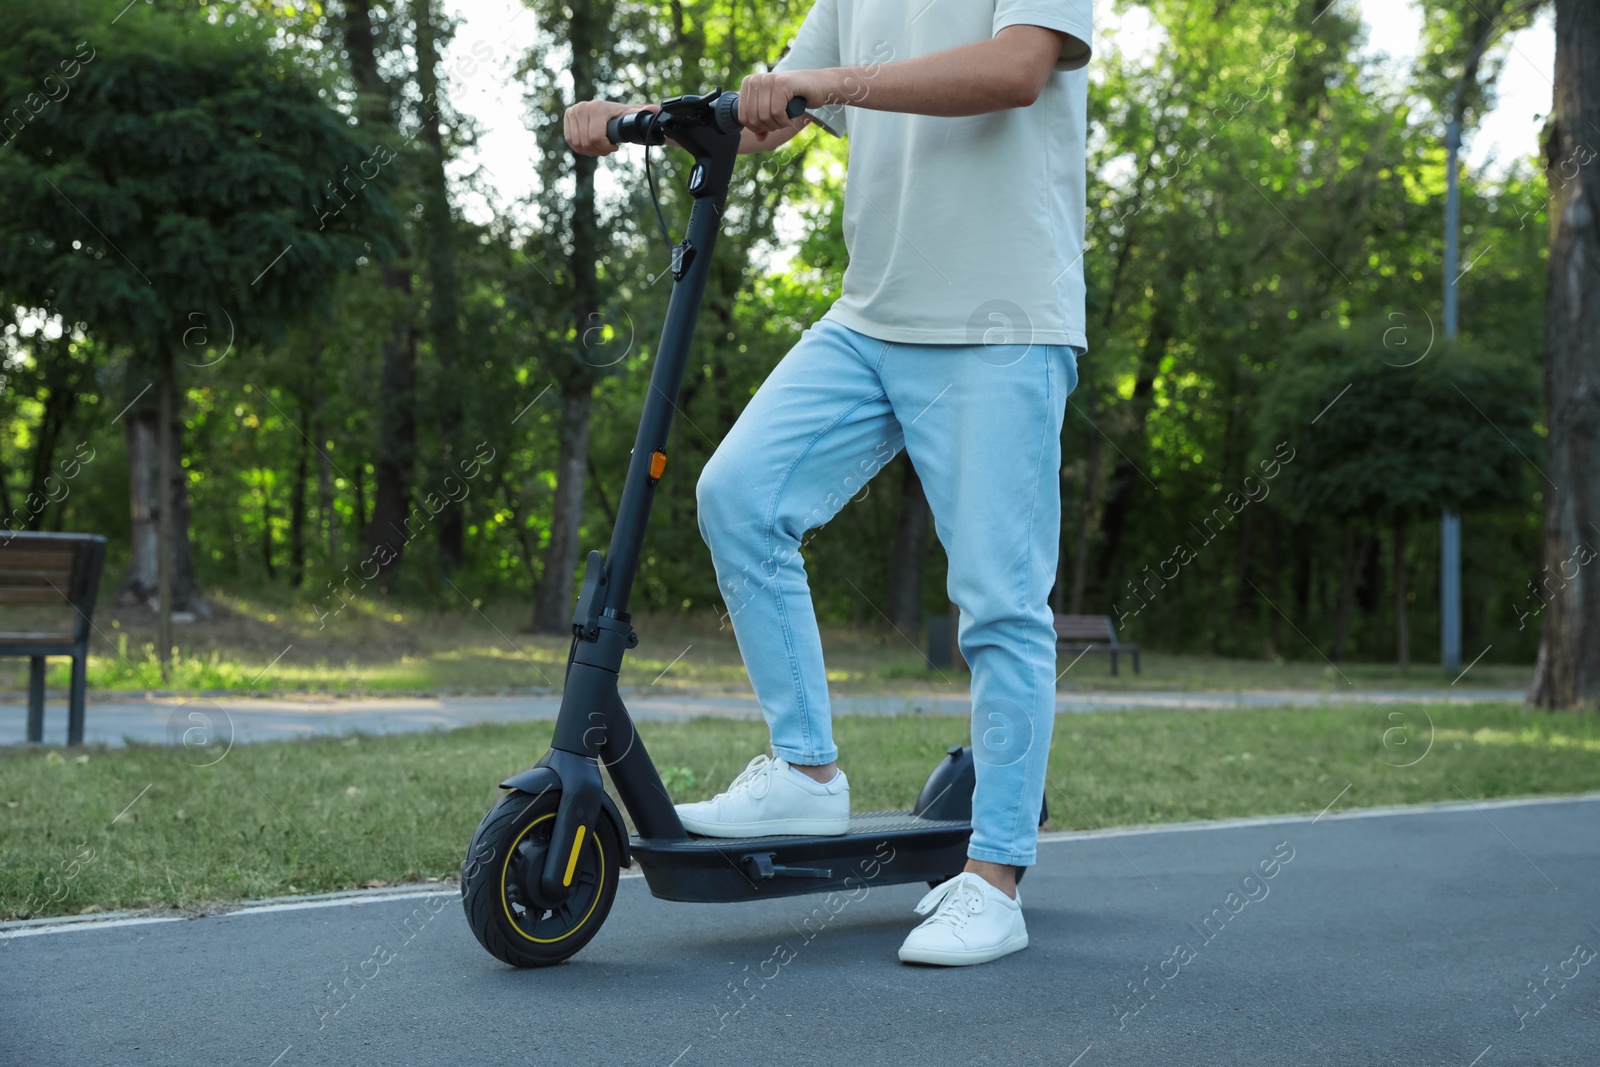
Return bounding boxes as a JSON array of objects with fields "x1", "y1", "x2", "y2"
[{"x1": 461, "y1": 789, "x2": 620, "y2": 967}]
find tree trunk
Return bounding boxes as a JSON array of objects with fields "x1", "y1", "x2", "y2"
[
  {"x1": 345, "y1": 0, "x2": 417, "y2": 585},
  {"x1": 23, "y1": 336, "x2": 82, "y2": 530},
  {"x1": 306, "y1": 329, "x2": 337, "y2": 566},
  {"x1": 1331, "y1": 531, "x2": 1373, "y2": 662},
  {"x1": 1066, "y1": 418, "x2": 1103, "y2": 615},
  {"x1": 1530, "y1": 0, "x2": 1600, "y2": 710},
  {"x1": 1227, "y1": 505, "x2": 1260, "y2": 649},
  {"x1": 885, "y1": 459, "x2": 929, "y2": 634},
  {"x1": 354, "y1": 461, "x2": 368, "y2": 536},
  {"x1": 1093, "y1": 281, "x2": 1179, "y2": 590},
  {"x1": 319, "y1": 446, "x2": 338, "y2": 564},
  {"x1": 499, "y1": 468, "x2": 540, "y2": 588},
  {"x1": 585, "y1": 451, "x2": 616, "y2": 527},
  {"x1": 117, "y1": 358, "x2": 201, "y2": 614},
  {"x1": 531, "y1": 385, "x2": 593, "y2": 632},
  {"x1": 414, "y1": 0, "x2": 466, "y2": 571},
  {"x1": 341, "y1": 0, "x2": 386, "y2": 107},
  {"x1": 261, "y1": 478, "x2": 276, "y2": 582},
  {"x1": 1393, "y1": 515, "x2": 1409, "y2": 672},
  {"x1": 529, "y1": 0, "x2": 606, "y2": 633},
  {"x1": 363, "y1": 281, "x2": 418, "y2": 585},
  {"x1": 289, "y1": 409, "x2": 310, "y2": 589},
  {"x1": 1293, "y1": 523, "x2": 1314, "y2": 622},
  {"x1": 123, "y1": 408, "x2": 160, "y2": 600},
  {"x1": 156, "y1": 375, "x2": 174, "y2": 678},
  {"x1": 1262, "y1": 510, "x2": 1282, "y2": 659}
]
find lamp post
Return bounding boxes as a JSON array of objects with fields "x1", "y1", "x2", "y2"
[
  {"x1": 1435, "y1": 1, "x2": 1543, "y2": 672},
  {"x1": 1441, "y1": 111, "x2": 1464, "y2": 673}
]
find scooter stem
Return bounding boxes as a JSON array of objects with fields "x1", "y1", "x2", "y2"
[
  {"x1": 601, "y1": 96, "x2": 743, "y2": 615},
  {"x1": 535, "y1": 89, "x2": 761, "y2": 900}
]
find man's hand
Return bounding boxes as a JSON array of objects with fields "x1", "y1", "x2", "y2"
[
  {"x1": 737, "y1": 70, "x2": 837, "y2": 135},
  {"x1": 564, "y1": 100, "x2": 660, "y2": 157}
]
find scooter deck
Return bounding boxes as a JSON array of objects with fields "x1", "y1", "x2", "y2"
[{"x1": 630, "y1": 809, "x2": 972, "y2": 903}]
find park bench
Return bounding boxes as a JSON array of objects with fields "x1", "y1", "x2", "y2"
[
  {"x1": 0, "y1": 532, "x2": 106, "y2": 745},
  {"x1": 1053, "y1": 613, "x2": 1141, "y2": 676}
]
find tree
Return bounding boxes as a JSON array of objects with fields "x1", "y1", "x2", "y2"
[
  {"x1": 884, "y1": 458, "x2": 929, "y2": 633},
  {"x1": 1528, "y1": 0, "x2": 1600, "y2": 709},
  {"x1": 1257, "y1": 318, "x2": 1540, "y2": 667},
  {"x1": 1072, "y1": 0, "x2": 1381, "y2": 622},
  {"x1": 341, "y1": 0, "x2": 421, "y2": 585},
  {"x1": 0, "y1": 0, "x2": 1557, "y2": 676},
  {"x1": 0, "y1": 321, "x2": 96, "y2": 533},
  {"x1": 518, "y1": 0, "x2": 618, "y2": 633},
  {"x1": 414, "y1": 0, "x2": 470, "y2": 572},
  {"x1": 0, "y1": 0, "x2": 394, "y2": 640}
]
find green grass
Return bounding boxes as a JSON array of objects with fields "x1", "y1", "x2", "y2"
[
  {"x1": 3, "y1": 702, "x2": 1596, "y2": 921},
  {"x1": 0, "y1": 589, "x2": 1532, "y2": 696}
]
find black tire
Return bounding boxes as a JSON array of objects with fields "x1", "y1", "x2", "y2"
[
  {"x1": 461, "y1": 789, "x2": 620, "y2": 968},
  {"x1": 928, "y1": 865, "x2": 1028, "y2": 891}
]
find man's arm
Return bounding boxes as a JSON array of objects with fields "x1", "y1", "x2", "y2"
[
  {"x1": 738, "y1": 24, "x2": 1076, "y2": 134},
  {"x1": 562, "y1": 100, "x2": 807, "y2": 157}
]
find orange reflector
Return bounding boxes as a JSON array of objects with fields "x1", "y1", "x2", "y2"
[{"x1": 649, "y1": 450, "x2": 667, "y2": 479}]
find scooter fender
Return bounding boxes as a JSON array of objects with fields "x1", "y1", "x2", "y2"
[{"x1": 500, "y1": 758, "x2": 633, "y2": 883}]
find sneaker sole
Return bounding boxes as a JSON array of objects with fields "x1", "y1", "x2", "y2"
[
  {"x1": 678, "y1": 814, "x2": 851, "y2": 837},
  {"x1": 897, "y1": 931, "x2": 1029, "y2": 967}
]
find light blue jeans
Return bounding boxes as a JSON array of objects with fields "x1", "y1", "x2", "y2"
[{"x1": 695, "y1": 317, "x2": 1079, "y2": 866}]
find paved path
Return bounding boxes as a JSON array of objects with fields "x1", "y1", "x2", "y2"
[
  {"x1": 0, "y1": 687, "x2": 1524, "y2": 747},
  {"x1": 2, "y1": 793, "x2": 1594, "y2": 1066}
]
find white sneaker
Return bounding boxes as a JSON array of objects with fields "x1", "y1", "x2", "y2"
[
  {"x1": 675, "y1": 754, "x2": 850, "y2": 837},
  {"x1": 897, "y1": 872, "x2": 1028, "y2": 966}
]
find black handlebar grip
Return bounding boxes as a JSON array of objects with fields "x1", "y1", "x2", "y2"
[
  {"x1": 612, "y1": 94, "x2": 813, "y2": 141},
  {"x1": 714, "y1": 92, "x2": 812, "y2": 133}
]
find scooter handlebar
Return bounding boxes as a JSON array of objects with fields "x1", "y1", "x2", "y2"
[{"x1": 605, "y1": 94, "x2": 808, "y2": 145}]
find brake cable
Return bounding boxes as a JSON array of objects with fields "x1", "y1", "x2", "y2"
[{"x1": 643, "y1": 142, "x2": 675, "y2": 260}]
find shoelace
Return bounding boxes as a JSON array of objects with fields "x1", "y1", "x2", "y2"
[
  {"x1": 914, "y1": 875, "x2": 988, "y2": 929},
  {"x1": 716, "y1": 754, "x2": 774, "y2": 801}
]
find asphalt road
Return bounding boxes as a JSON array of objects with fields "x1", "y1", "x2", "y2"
[
  {"x1": 3, "y1": 793, "x2": 1596, "y2": 1067},
  {"x1": 0, "y1": 687, "x2": 1523, "y2": 747}
]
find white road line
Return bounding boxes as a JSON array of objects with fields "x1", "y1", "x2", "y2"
[
  {"x1": 1, "y1": 887, "x2": 457, "y2": 940},
  {"x1": 3, "y1": 915, "x2": 187, "y2": 939},
  {"x1": 1034, "y1": 789, "x2": 1600, "y2": 845},
  {"x1": 8, "y1": 791, "x2": 1597, "y2": 939}
]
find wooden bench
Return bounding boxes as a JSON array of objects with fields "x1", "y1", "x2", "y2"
[
  {"x1": 1, "y1": 532, "x2": 107, "y2": 745},
  {"x1": 1053, "y1": 613, "x2": 1141, "y2": 676}
]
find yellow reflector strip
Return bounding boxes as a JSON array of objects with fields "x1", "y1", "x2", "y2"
[
  {"x1": 649, "y1": 450, "x2": 667, "y2": 479},
  {"x1": 562, "y1": 825, "x2": 587, "y2": 886}
]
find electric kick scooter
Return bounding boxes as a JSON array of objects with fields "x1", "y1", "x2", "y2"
[{"x1": 461, "y1": 87, "x2": 1044, "y2": 967}]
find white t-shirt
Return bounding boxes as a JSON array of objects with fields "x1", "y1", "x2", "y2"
[{"x1": 773, "y1": 0, "x2": 1093, "y2": 349}]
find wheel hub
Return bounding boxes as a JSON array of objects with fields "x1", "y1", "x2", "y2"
[{"x1": 505, "y1": 835, "x2": 563, "y2": 915}]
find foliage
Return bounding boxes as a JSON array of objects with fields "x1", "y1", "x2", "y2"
[
  {"x1": 0, "y1": 0, "x2": 1555, "y2": 672},
  {"x1": 1256, "y1": 317, "x2": 1541, "y2": 523},
  {"x1": 0, "y1": 0, "x2": 397, "y2": 353}
]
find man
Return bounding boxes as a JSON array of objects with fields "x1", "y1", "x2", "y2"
[{"x1": 565, "y1": 0, "x2": 1093, "y2": 966}]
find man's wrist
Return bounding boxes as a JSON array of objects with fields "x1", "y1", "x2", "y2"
[
  {"x1": 818, "y1": 59, "x2": 893, "y2": 112},
  {"x1": 810, "y1": 67, "x2": 853, "y2": 109}
]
